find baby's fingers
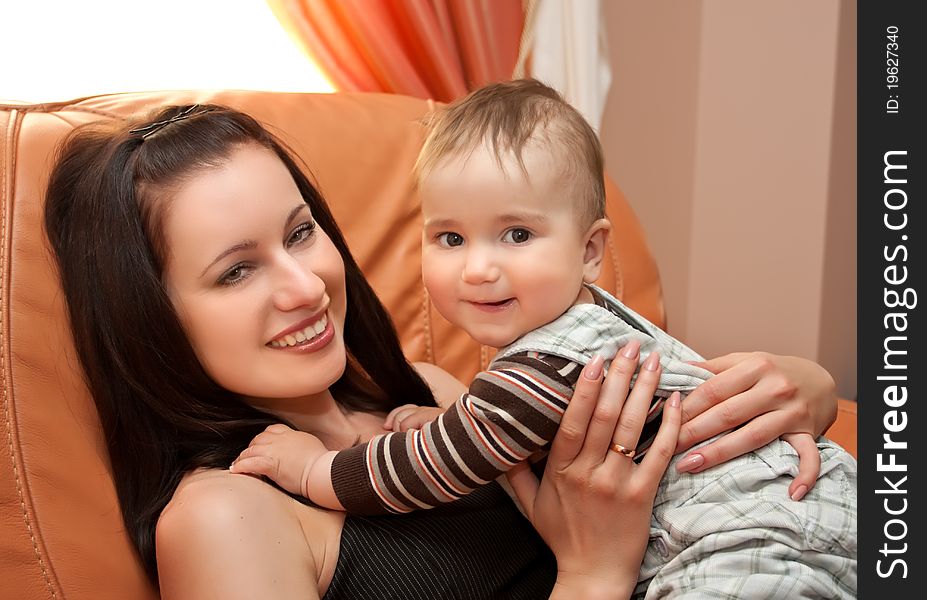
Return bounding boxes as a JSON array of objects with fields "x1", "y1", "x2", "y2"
[
  {"x1": 229, "y1": 455, "x2": 279, "y2": 481},
  {"x1": 384, "y1": 404, "x2": 420, "y2": 430},
  {"x1": 396, "y1": 413, "x2": 428, "y2": 432},
  {"x1": 783, "y1": 432, "x2": 820, "y2": 501},
  {"x1": 248, "y1": 423, "x2": 293, "y2": 447}
]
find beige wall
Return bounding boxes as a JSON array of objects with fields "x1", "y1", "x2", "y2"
[{"x1": 600, "y1": 0, "x2": 857, "y2": 399}]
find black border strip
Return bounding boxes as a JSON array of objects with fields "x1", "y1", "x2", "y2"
[{"x1": 858, "y1": 1, "x2": 924, "y2": 595}]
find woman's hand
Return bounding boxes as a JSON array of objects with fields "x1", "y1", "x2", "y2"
[
  {"x1": 506, "y1": 344, "x2": 682, "y2": 600},
  {"x1": 674, "y1": 352, "x2": 837, "y2": 500}
]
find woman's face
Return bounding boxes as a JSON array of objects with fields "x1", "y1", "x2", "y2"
[{"x1": 161, "y1": 143, "x2": 348, "y2": 406}]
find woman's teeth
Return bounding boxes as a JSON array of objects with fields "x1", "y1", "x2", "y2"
[{"x1": 270, "y1": 314, "x2": 328, "y2": 347}]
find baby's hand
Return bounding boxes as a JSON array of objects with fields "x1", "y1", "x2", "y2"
[
  {"x1": 383, "y1": 404, "x2": 446, "y2": 432},
  {"x1": 230, "y1": 424, "x2": 327, "y2": 498}
]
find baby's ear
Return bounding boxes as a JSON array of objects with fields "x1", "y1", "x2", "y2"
[{"x1": 582, "y1": 219, "x2": 611, "y2": 283}]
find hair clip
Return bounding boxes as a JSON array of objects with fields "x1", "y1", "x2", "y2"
[{"x1": 129, "y1": 104, "x2": 210, "y2": 139}]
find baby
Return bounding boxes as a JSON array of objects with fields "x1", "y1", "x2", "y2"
[{"x1": 232, "y1": 79, "x2": 813, "y2": 514}]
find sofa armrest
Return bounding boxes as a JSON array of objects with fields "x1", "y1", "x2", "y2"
[{"x1": 824, "y1": 398, "x2": 857, "y2": 459}]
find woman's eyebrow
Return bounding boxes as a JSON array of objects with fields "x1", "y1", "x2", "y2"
[
  {"x1": 201, "y1": 240, "x2": 257, "y2": 277},
  {"x1": 200, "y1": 204, "x2": 309, "y2": 277},
  {"x1": 285, "y1": 203, "x2": 309, "y2": 228}
]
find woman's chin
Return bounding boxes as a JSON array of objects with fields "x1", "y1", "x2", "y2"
[{"x1": 239, "y1": 355, "x2": 347, "y2": 402}]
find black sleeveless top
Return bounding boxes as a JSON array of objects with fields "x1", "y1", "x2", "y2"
[{"x1": 322, "y1": 482, "x2": 557, "y2": 599}]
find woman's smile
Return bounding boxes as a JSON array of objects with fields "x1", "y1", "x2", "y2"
[{"x1": 268, "y1": 312, "x2": 334, "y2": 352}]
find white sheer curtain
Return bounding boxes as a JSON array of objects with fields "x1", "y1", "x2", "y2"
[{"x1": 515, "y1": 0, "x2": 612, "y2": 134}]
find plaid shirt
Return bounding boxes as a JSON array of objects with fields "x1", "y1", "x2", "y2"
[
  {"x1": 496, "y1": 284, "x2": 714, "y2": 394},
  {"x1": 636, "y1": 436, "x2": 857, "y2": 598}
]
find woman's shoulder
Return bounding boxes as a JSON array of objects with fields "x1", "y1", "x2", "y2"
[
  {"x1": 159, "y1": 468, "x2": 344, "y2": 540},
  {"x1": 156, "y1": 469, "x2": 344, "y2": 598},
  {"x1": 162, "y1": 468, "x2": 292, "y2": 519}
]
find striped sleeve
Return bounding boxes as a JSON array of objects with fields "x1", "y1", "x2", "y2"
[{"x1": 330, "y1": 353, "x2": 582, "y2": 515}]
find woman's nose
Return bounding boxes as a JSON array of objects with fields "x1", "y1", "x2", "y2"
[
  {"x1": 460, "y1": 246, "x2": 500, "y2": 284},
  {"x1": 271, "y1": 256, "x2": 327, "y2": 312}
]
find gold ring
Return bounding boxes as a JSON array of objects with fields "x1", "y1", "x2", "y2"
[{"x1": 609, "y1": 442, "x2": 636, "y2": 458}]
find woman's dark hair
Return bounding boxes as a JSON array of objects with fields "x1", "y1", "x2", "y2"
[{"x1": 43, "y1": 105, "x2": 435, "y2": 584}]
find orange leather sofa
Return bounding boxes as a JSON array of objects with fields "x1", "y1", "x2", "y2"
[{"x1": 0, "y1": 90, "x2": 856, "y2": 599}]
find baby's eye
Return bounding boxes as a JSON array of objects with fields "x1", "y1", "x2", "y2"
[
  {"x1": 437, "y1": 232, "x2": 465, "y2": 248},
  {"x1": 502, "y1": 228, "x2": 532, "y2": 244}
]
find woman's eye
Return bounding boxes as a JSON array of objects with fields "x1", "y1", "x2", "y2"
[
  {"x1": 503, "y1": 228, "x2": 532, "y2": 244},
  {"x1": 218, "y1": 264, "x2": 252, "y2": 287},
  {"x1": 437, "y1": 232, "x2": 464, "y2": 248},
  {"x1": 287, "y1": 221, "x2": 316, "y2": 247}
]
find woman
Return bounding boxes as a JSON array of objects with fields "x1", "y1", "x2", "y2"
[{"x1": 43, "y1": 104, "x2": 847, "y2": 598}]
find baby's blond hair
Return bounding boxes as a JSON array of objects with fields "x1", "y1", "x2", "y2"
[{"x1": 415, "y1": 79, "x2": 606, "y2": 227}]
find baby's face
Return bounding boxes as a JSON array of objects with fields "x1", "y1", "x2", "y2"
[{"x1": 420, "y1": 143, "x2": 599, "y2": 348}]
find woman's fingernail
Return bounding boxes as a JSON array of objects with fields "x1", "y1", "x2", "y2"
[
  {"x1": 790, "y1": 485, "x2": 808, "y2": 502},
  {"x1": 669, "y1": 392, "x2": 681, "y2": 408},
  {"x1": 584, "y1": 355, "x2": 604, "y2": 379},
  {"x1": 676, "y1": 453, "x2": 704, "y2": 473},
  {"x1": 620, "y1": 339, "x2": 640, "y2": 358},
  {"x1": 643, "y1": 352, "x2": 661, "y2": 370}
]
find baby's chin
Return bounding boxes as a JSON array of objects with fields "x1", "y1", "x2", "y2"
[{"x1": 462, "y1": 326, "x2": 523, "y2": 350}]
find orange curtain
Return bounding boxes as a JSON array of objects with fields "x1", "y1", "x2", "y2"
[{"x1": 267, "y1": 0, "x2": 525, "y2": 102}]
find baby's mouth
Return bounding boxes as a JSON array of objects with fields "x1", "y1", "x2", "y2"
[
  {"x1": 470, "y1": 298, "x2": 515, "y2": 311},
  {"x1": 482, "y1": 298, "x2": 513, "y2": 306}
]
